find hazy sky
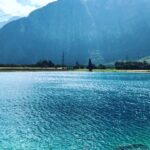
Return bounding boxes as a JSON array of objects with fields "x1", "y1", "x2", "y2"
[{"x1": 0, "y1": 0, "x2": 56, "y2": 21}]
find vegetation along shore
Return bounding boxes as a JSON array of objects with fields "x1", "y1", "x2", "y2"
[{"x1": 0, "y1": 59, "x2": 149, "y2": 73}]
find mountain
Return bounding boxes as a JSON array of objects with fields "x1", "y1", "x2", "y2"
[
  {"x1": 0, "y1": 0, "x2": 150, "y2": 64},
  {"x1": 0, "y1": 21, "x2": 6, "y2": 29},
  {"x1": 0, "y1": 16, "x2": 20, "y2": 29},
  {"x1": 139, "y1": 56, "x2": 150, "y2": 64}
]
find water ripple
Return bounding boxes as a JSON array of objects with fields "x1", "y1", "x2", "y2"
[{"x1": 0, "y1": 72, "x2": 149, "y2": 149}]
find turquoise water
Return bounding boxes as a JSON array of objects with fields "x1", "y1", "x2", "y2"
[{"x1": 0, "y1": 72, "x2": 150, "y2": 150}]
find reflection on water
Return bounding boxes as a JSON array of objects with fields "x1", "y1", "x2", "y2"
[{"x1": 0, "y1": 72, "x2": 149, "y2": 150}]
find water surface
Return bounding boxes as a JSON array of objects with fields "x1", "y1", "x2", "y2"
[{"x1": 0, "y1": 72, "x2": 150, "y2": 150}]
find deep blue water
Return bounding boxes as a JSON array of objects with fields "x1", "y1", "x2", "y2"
[{"x1": 0, "y1": 72, "x2": 150, "y2": 150}]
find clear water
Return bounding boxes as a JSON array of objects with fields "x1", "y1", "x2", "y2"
[{"x1": 0, "y1": 72, "x2": 150, "y2": 150}]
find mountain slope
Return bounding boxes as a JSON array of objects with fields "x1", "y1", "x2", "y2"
[
  {"x1": 0, "y1": 16, "x2": 20, "y2": 29},
  {"x1": 0, "y1": 0, "x2": 150, "y2": 64},
  {"x1": 0, "y1": 21, "x2": 6, "y2": 29},
  {"x1": 139, "y1": 56, "x2": 150, "y2": 63}
]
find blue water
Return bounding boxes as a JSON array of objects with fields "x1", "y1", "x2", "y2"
[{"x1": 0, "y1": 72, "x2": 150, "y2": 150}]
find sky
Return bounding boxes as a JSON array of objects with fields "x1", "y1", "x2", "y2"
[{"x1": 0, "y1": 0, "x2": 57, "y2": 22}]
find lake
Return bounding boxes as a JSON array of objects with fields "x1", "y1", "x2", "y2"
[{"x1": 0, "y1": 72, "x2": 149, "y2": 150}]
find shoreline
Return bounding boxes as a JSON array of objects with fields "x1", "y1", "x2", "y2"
[
  {"x1": 0, "y1": 67, "x2": 149, "y2": 73},
  {"x1": 74, "y1": 69, "x2": 150, "y2": 73},
  {"x1": 0, "y1": 67, "x2": 68, "y2": 72}
]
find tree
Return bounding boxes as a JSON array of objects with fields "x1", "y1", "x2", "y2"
[
  {"x1": 36, "y1": 60, "x2": 55, "y2": 68},
  {"x1": 99, "y1": 64, "x2": 106, "y2": 69},
  {"x1": 115, "y1": 61, "x2": 150, "y2": 70},
  {"x1": 74, "y1": 61, "x2": 79, "y2": 69},
  {"x1": 88, "y1": 58, "x2": 93, "y2": 71}
]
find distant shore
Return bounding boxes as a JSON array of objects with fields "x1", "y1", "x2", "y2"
[{"x1": 0, "y1": 67, "x2": 149, "y2": 73}]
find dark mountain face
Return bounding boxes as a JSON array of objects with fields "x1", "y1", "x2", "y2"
[{"x1": 0, "y1": 0, "x2": 150, "y2": 64}]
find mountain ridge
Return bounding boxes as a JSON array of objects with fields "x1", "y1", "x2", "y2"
[{"x1": 0, "y1": 0, "x2": 150, "y2": 64}]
